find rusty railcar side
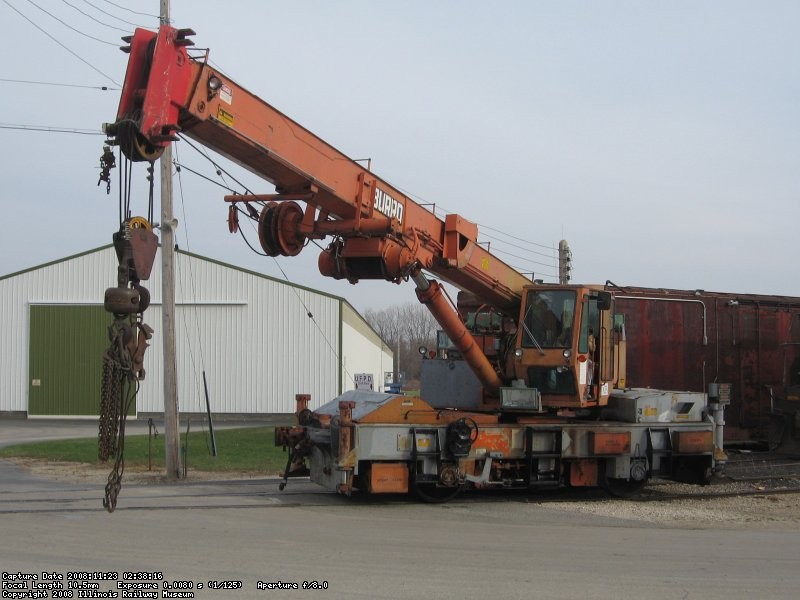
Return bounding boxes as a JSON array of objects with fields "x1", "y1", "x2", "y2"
[{"x1": 613, "y1": 286, "x2": 800, "y2": 442}]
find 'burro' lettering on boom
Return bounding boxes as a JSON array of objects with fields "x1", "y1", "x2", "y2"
[{"x1": 373, "y1": 188, "x2": 404, "y2": 224}]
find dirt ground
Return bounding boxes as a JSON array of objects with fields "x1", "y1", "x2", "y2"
[{"x1": 7, "y1": 456, "x2": 266, "y2": 484}]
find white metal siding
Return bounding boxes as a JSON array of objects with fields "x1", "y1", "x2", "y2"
[
  {"x1": 0, "y1": 246, "x2": 363, "y2": 415},
  {"x1": 137, "y1": 252, "x2": 342, "y2": 414},
  {"x1": 341, "y1": 303, "x2": 393, "y2": 392}
]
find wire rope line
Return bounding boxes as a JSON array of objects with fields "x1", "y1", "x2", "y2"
[
  {"x1": 173, "y1": 144, "x2": 208, "y2": 376},
  {"x1": 173, "y1": 252, "x2": 212, "y2": 446},
  {"x1": 178, "y1": 134, "x2": 255, "y2": 196},
  {"x1": 269, "y1": 253, "x2": 352, "y2": 384},
  {"x1": 172, "y1": 145, "x2": 350, "y2": 382},
  {"x1": 173, "y1": 161, "x2": 237, "y2": 193},
  {"x1": 151, "y1": 149, "x2": 212, "y2": 452},
  {"x1": 1, "y1": 0, "x2": 120, "y2": 86}
]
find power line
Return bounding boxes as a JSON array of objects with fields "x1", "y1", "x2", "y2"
[
  {"x1": 511, "y1": 266, "x2": 558, "y2": 280},
  {"x1": 479, "y1": 230, "x2": 556, "y2": 259},
  {"x1": 0, "y1": 122, "x2": 104, "y2": 135},
  {"x1": 85, "y1": 0, "x2": 156, "y2": 27},
  {"x1": 478, "y1": 222, "x2": 555, "y2": 251},
  {"x1": 485, "y1": 245, "x2": 556, "y2": 270},
  {"x1": 1, "y1": 0, "x2": 120, "y2": 86},
  {"x1": 60, "y1": 0, "x2": 132, "y2": 33},
  {"x1": 0, "y1": 77, "x2": 118, "y2": 90},
  {"x1": 98, "y1": 0, "x2": 158, "y2": 20},
  {"x1": 23, "y1": 0, "x2": 119, "y2": 46},
  {"x1": 389, "y1": 181, "x2": 558, "y2": 253}
]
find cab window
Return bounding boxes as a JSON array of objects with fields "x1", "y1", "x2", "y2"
[{"x1": 522, "y1": 290, "x2": 576, "y2": 349}]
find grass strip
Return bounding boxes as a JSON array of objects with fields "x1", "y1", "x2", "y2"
[{"x1": 0, "y1": 426, "x2": 289, "y2": 474}]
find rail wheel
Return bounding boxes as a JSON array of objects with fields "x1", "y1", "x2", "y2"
[
  {"x1": 412, "y1": 480, "x2": 463, "y2": 503},
  {"x1": 601, "y1": 476, "x2": 647, "y2": 499}
]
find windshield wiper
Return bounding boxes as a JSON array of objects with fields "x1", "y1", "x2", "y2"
[{"x1": 521, "y1": 311, "x2": 546, "y2": 356}]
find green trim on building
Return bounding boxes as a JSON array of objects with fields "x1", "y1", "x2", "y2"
[{"x1": 28, "y1": 305, "x2": 126, "y2": 416}]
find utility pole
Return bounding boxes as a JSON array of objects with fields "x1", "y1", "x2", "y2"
[
  {"x1": 160, "y1": 0, "x2": 181, "y2": 480},
  {"x1": 558, "y1": 239, "x2": 572, "y2": 284}
]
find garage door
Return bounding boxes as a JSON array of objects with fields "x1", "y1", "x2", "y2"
[{"x1": 28, "y1": 305, "x2": 133, "y2": 416}]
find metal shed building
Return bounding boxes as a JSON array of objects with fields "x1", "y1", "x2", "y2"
[{"x1": 0, "y1": 246, "x2": 392, "y2": 418}]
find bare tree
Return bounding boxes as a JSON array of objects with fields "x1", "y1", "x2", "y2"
[{"x1": 364, "y1": 303, "x2": 439, "y2": 385}]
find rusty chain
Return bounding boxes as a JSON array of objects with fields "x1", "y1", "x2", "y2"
[{"x1": 99, "y1": 315, "x2": 148, "y2": 512}]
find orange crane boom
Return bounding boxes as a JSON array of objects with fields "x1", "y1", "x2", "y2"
[{"x1": 109, "y1": 26, "x2": 530, "y2": 312}]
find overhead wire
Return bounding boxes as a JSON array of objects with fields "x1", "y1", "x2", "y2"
[
  {"x1": 478, "y1": 230, "x2": 556, "y2": 259},
  {"x1": 1, "y1": 0, "x2": 120, "y2": 86},
  {"x1": 23, "y1": 0, "x2": 121, "y2": 46},
  {"x1": 487, "y1": 246, "x2": 557, "y2": 270},
  {"x1": 479, "y1": 222, "x2": 556, "y2": 250},
  {"x1": 385, "y1": 182, "x2": 560, "y2": 271},
  {"x1": 85, "y1": 0, "x2": 156, "y2": 26},
  {"x1": 0, "y1": 122, "x2": 104, "y2": 135},
  {"x1": 60, "y1": 0, "x2": 134, "y2": 33},
  {"x1": 0, "y1": 77, "x2": 118, "y2": 90},
  {"x1": 97, "y1": 0, "x2": 158, "y2": 20}
]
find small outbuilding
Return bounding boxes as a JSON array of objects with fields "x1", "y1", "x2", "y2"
[{"x1": 0, "y1": 246, "x2": 392, "y2": 418}]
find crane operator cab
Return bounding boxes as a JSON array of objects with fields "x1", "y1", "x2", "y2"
[{"x1": 512, "y1": 285, "x2": 625, "y2": 413}]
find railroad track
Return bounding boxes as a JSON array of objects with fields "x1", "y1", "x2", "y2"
[
  {"x1": 2, "y1": 454, "x2": 800, "y2": 515},
  {"x1": 2, "y1": 475, "x2": 800, "y2": 515}
]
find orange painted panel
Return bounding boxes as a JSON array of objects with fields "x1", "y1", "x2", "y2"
[
  {"x1": 674, "y1": 430, "x2": 714, "y2": 454},
  {"x1": 569, "y1": 460, "x2": 598, "y2": 486},
  {"x1": 369, "y1": 463, "x2": 409, "y2": 494},
  {"x1": 474, "y1": 430, "x2": 511, "y2": 455},
  {"x1": 591, "y1": 431, "x2": 631, "y2": 455}
]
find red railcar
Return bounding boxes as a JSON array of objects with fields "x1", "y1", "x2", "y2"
[{"x1": 614, "y1": 285, "x2": 800, "y2": 444}]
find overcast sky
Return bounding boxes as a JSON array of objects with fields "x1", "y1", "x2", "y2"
[{"x1": 0, "y1": 1, "x2": 797, "y2": 314}]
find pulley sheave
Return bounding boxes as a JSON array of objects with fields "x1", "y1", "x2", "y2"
[{"x1": 258, "y1": 201, "x2": 305, "y2": 257}]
